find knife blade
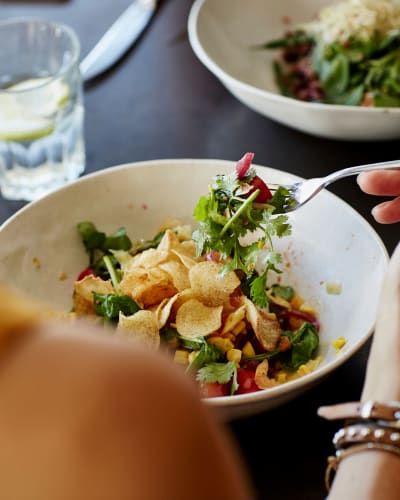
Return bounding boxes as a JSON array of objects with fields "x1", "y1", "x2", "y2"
[{"x1": 80, "y1": 0, "x2": 158, "y2": 82}]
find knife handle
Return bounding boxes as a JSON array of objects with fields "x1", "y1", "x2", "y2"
[{"x1": 80, "y1": 0, "x2": 158, "y2": 82}]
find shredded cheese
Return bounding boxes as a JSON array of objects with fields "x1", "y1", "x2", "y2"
[{"x1": 303, "y1": 0, "x2": 400, "y2": 44}]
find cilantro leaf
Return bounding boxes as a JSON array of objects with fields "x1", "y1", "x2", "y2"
[
  {"x1": 192, "y1": 160, "x2": 293, "y2": 308},
  {"x1": 196, "y1": 361, "x2": 238, "y2": 394},
  {"x1": 186, "y1": 341, "x2": 223, "y2": 373}
]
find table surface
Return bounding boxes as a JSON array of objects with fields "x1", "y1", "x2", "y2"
[{"x1": 0, "y1": 1, "x2": 398, "y2": 498}]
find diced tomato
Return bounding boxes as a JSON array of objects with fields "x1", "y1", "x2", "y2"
[
  {"x1": 235, "y1": 152, "x2": 272, "y2": 202},
  {"x1": 77, "y1": 267, "x2": 96, "y2": 281},
  {"x1": 199, "y1": 382, "x2": 229, "y2": 398},
  {"x1": 249, "y1": 175, "x2": 272, "y2": 203},
  {"x1": 235, "y1": 368, "x2": 261, "y2": 395},
  {"x1": 236, "y1": 152, "x2": 254, "y2": 179}
]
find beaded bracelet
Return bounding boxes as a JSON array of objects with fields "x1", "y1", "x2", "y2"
[{"x1": 333, "y1": 422, "x2": 400, "y2": 449}]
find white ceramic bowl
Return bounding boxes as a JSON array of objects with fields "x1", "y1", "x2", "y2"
[
  {"x1": 188, "y1": 0, "x2": 400, "y2": 141},
  {"x1": 0, "y1": 159, "x2": 388, "y2": 419}
]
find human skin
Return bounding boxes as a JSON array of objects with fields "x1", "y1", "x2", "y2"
[
  {"x1": 328, "y1": 242, "x2": 400, "y2": 499},
  {"x1": 357, "y1": 170, "x2": 400, "y2": 223},
  {"x1": 0, "y1": 322, "x2": 254, "y2": 500}
]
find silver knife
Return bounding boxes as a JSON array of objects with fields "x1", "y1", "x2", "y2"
[{"x1": 80, "y1": 0, "x2": 159, "y2": 82}]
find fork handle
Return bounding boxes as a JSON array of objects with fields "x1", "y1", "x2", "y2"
[{"x1": 323, "y1": 159, "x2": 400, "y2": 187}]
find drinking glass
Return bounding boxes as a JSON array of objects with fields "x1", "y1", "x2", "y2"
[{"x1": 0, "y1": 18, "x2": 85, "y2": 201}]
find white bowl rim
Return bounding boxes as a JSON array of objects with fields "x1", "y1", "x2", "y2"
[
  {"x1": 0, "y1": 157, "x2": 389, "y2": 409},
  {"x1": 188, "y1": 0, "x2": 400, "y2": 115}
]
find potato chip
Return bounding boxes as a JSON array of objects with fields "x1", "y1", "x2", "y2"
[
  {"x1": 245, "y1": 298, "x2": 282, "y2": 351},
  {"x1": 119, "y1": 267, "x2": 177, "y2": 307},
  {"x1": 125, "y1": 248, "x2": 170, "y2": 270},
  {"x1": 175, "y1": 298, "x2": 223, "y2": 338},
  {"x1": 73, "y1": 276, "x2": 114, "y2": 314},
  {"x1": 155, "y1": 294, "x2": 179, "y2": 328},
  {"x1": 158, "y1": 217, "x2": 184, "y2": 232},
  {"x1": 221, "y1": 305, "x2": 246, "y2": 334},
  {"x1": 159, "y1": 260, "x2": 190, "y2": 291},
  {"x1": 171, "y1": 249, "x2": 198, "y2": 269},
  {"x1": 117, "y1": 310, "x2": 160, "y2": 349},
  {"x1": 157, "y1": 229, "x2": 180, "y2": 252},
  {"x1": 177, "y1": 239, "x2": 197, "y2": 257},
  {"x1": 189, "y1": 261, "x2": 240, "y2": 307}
]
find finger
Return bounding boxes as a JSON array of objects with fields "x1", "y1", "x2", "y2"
[
  {"x1": 371, "y1": 197, "x2": 400, "y2": 224},
  {"x1": 357, "y1": 170, "x2": 400, "y2": 196}
]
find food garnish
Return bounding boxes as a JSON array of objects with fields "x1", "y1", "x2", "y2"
[
  {"x1": 72, "y1": 153, "x2": 321, "y2": 397},
  {"x1": 260, "y1": 0, "x2": 400, "y2": 106}
]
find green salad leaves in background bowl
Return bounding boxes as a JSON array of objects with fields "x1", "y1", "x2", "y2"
[
  {"x1": 188, "y1": 0, "x2": 400, "y2": 140},
  {"x1": 261, "y1": 0, "x2": 400, "y2": 107}
]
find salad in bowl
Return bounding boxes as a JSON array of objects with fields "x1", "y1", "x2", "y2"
[
  {"x1": 261, "y1": 0, "x2": 400, "y2": 106},
  {"x1": 72, "y1": 154, "x2": 321, "y2": 398}
]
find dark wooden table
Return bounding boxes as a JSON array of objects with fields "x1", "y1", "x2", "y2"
[{"x1": 1, "y1": 1, "x2": 398, "y2": 498}]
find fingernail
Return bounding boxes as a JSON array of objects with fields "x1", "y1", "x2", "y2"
[{"x1": 356, "y1": 172, "x2": 367, "y2": 185}]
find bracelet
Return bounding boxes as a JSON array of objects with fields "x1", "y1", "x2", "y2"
[
  {"x1": 318, "y1": 400, "x2": 400, "y2": 426},
  {"x1": 333, "y1": 423, "x2": 400, "y2": 449},
  {"x1": 325, "y1": 442, "x2": 400, "y2": 492}
]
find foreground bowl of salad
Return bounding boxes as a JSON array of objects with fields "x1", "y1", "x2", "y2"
[
  {"x1": 0, "y1": 157, "x2": 388, "y2": 419},
  {"x1": 188, "y1": 0, "x2": 400, "y2": 141}
]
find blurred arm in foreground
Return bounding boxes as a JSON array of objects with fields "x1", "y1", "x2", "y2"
[{"x1": 0, "y1": 287, "x2": 254, "y2": 500}]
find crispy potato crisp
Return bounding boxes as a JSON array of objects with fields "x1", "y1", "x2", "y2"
[
  {"x1": 176, "y1": 298, "x2": 223, "y2": 338},
  {"x1": 189, "y1": 261, "x2": 240, "y2": 307},
  {"x1": 119, "y1": 267, "x2": 177, "y2": 307},
  {"x1": 117, "y1": 310, "x2": 160, "y2": 349}
]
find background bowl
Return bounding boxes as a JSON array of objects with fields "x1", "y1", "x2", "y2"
[
  {"x1": 0, "y1": 159, "x2": 388, "y2": 419},
  {"x1": 188, "y1": 0, "x2": 400, "y2": 141}
]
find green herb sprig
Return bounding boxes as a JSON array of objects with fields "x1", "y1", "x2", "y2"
[{"x1": 192, "y1": 169, "x2": 292, "y2": 308}]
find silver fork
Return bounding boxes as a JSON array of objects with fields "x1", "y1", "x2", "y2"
[{"x1": 267, "y1": 159, "x2": 400, "y2": 212}]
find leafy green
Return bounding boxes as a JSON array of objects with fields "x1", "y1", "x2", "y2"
[
  {"x1": 271, "y1": 284, "x2": 295, "y2": 301},
  {"x1": 92, "y1": 292, "x2": 141, "y2": 322},
  {"x1": 280, "y1": 322, "x2": 319, "y2": 370},
  {"x1": 263, "y1": 27, "x2": 400, "y2": 107},
  {"x1": 255, "y1": 31, "x2": 313, "y2": 50},
  {"x1": 130, "y1": 231, "x2": 165, "y2": 256},
  {"x1": 77, "y1": 222, "x2": 106, "y2": 266},
  {"x1": 196, "y1": 361, "x2": 239, "y2": 394},
  {"x1": 192, "y1": 169, "x2": 292, "y2": 307},
  {"x1": 77, "y1": 222, "x2": 132, "y2": 267}
]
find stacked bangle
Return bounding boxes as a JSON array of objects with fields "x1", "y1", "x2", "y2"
[{"x1": 318, "y1": 400, "x2": 400, "y2": 492}]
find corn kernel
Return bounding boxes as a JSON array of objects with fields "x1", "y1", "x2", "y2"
[
  {"x1": 326, "y1": 282, "x2": 342, "y2": 295},
  {"x1": 299, "y1": 303, "x2": 316, "y2": 315},
  {"x1": 174, "y1": 350, "x2": 189, "y2": 365},
  {"x1": 290, "y1": 295, "x2": 304, "y2": 309},
  {"x1": 332, "y1": 336, "x2": 346, "y2": 353},
  {"x1": 207, "y1": 337, "x2": 234, "y2": 353},
  {"x1": 297, "y1": 364, "x2": 311, "y2": 376},
  {"x1": 221, "y1": 332, "x2": 235, "y2": 342},
  {"x1": 275, "y1": 371, "x2": 288, "y2": 384},
  {"x1": 227, "y1": 348, "x2": 242, "y2": 365},
  {"x1": 232, "y1": 320, "x2": 246, "y2": 336},
  {"x1": 242, "y1": 341, "x2": 256, "y2": 358}
]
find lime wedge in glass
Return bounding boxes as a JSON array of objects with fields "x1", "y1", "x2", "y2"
[{"x1": 0, "y1": 77, "x2": 70, "y2": 141}]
